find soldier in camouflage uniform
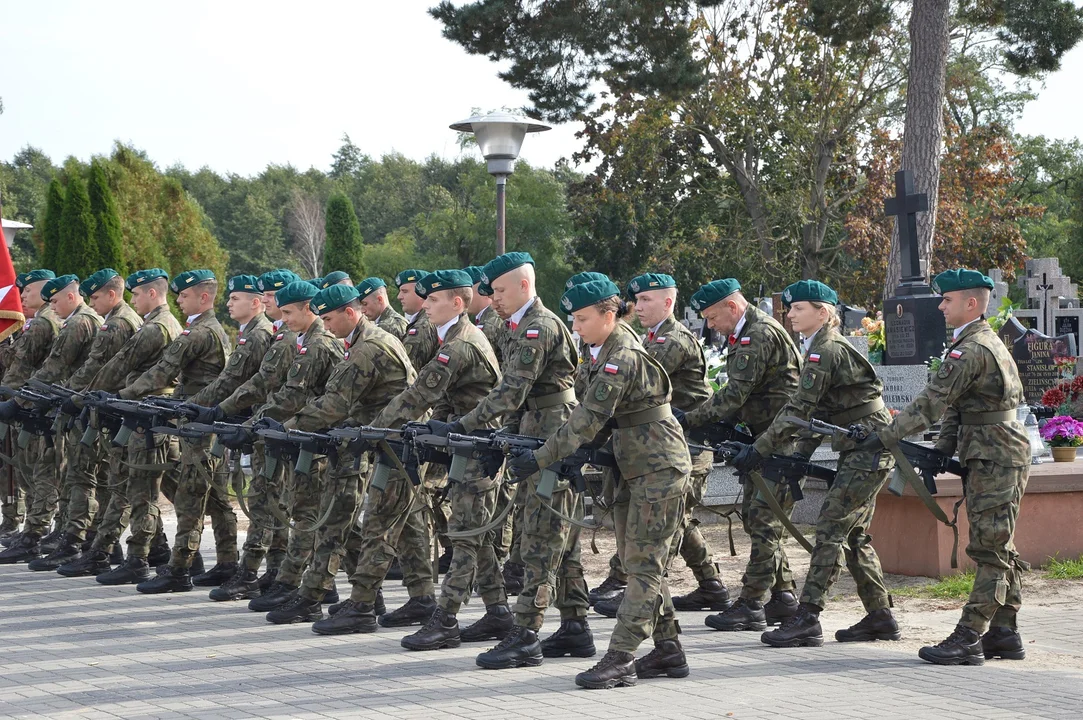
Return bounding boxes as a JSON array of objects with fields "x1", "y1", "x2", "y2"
[
  {"x1": 0, "y1": 270, "x2": 58, "y2": 557},
  {"x1": 741, "y1": 280, "x2": 897, "y2": 649},
  {"x1": 507, "y1": 279, "x2": 692, "y2": 689},
  {"x1": 318, "y1": 270, "x2": 352, "y2": 290},
  {"x1": 201, "y1": 269, "x2": 303, "y2": 599},
  {"x1": 28, "y1": 270, "x2": 142, "y2": 571},
  {"x1": 357, "y1": 277, "x2": 408, "y2": 339},
  {"x1": 266, "y1": 284, "x2": 415, "y2": 626},
  {"x1": 247, "y1": 281, "x2": 344, "y2": 613},
  {"x1": 138, "y1": 274, "x2": 273, "y2": 593},
  {"x1": 678, "y1": 279, "x2": 804, "y2": 633},
  {"x1": 861, "y1": 269, "x2": 1031, "y2": 666},
  {"x1": 464, "y1": 265, "x2": 506, "y2": 364}
]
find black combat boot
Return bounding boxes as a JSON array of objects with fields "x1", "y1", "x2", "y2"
[
  {"x1": 38, "y1": 525, "x2": 64, "y2": 555},
  {"x1": 0, "y1": 529, "x2": 24, "y2": 547},
  {"x1": 672, "y1": 579, "x2": 732, "y2": 611},
  {"x1": 192, "y1": 561, "x2": 237, "y2": 587},
  {"x1": 96, "y1": 556, "x2": 151, "y2": 585},
  {"x1": 502, "y1": 561, "x2": 525, "y2": 596},
  {"x1": 190, "y1": 552, "x2": 205, "y2": 576},
  {"x1": 764, "y1": 589, "x2": 799, "y2": 625},
  {"x1": 147, "y1": 541, "x2": 171, "y2": 568},
  {"x1": 476, "y1": 625, "x2": 543, "y2": 668},
  {"x1": 594, "y1": 590, "x2": 624, "y2": 618},
  {"x1": 378, "y1": 595, "x2": 437, "y2": 628},
  {"x1": 80, "y1": 531, "x2": 96, "y2": 552},
  {"x1": 540, "y1": 617, "x2": 596, "y2": 658},
  {"x1": 918, "y1": 624, "x2": 984, "y2": 665},
  {"x1": 58, "y1": 548, "x2": 112, "y2": 577},
  {"x1": 401, "y1": 607, "x2": 460, "y2": 650},
  {"x1": 267, "y1": 595, "x2": 324, "y2": 624},
  {"x1": 575, "y1": 649, "x2": 637, "y2": 689},
  {"x1": 28, "y1": 533, "x2": 82, "y2": 571},
  {"x1": 835, "y1": 609, "x2": 901, "y2": 642},
  {"x1": 635, "y1": 638, "x2": 690, "y2": 679},
  {"x1": 312, "y1": 600, "x2": 378, "y2": 635},
  {"x1": 257, "y1": 553, "x2": 283, "y2": 590},
  {"x1": 330, "y1": 588, "x2": 384, "y2": 617},
  {"x1": 0, "y1": 517, "x2": 18, "y2": 539},
  {"x1": 705, "y1": 597, "x2": 767, "y2": 631},
  {"x1": 137, "y1": 565, "x2": 193, "y2": 593},
  {"x1": 384, "y1": 557, "x2": 403, "y2": 581},
  {"x1": 109, "y1": 543, "x2": 125, "y2": 565},
  {"x1": 248, "y1": 582, "x2": 298, "y2": 612},
  {"x1": 460, "y1": 603, "x2": 514, "y2": 642},
  {"x1": 322, "y1": 580, "x2": 339, "y2": 604},
  {"x1": 588, "y1": 576, "x2": 626, "y2": 606},
  {"x1": 760, "y1": 603, "x2": 824, "y2": 648},
  {"x1": 981, "y1": 626, "x2": 1026, "y2": 660},
  {"x1": 0, "y1": 532, "x2": 42, "y2": 564},
  {"x1": 209, "y1": 566, "x2": 260, "y2": 601}
]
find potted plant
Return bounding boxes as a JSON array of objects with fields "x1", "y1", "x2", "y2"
[{"x1": 1040, "y1": 415, "x2": 1083, "y2": 462}]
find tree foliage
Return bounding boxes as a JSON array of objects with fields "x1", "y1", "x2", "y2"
[
  {"x1": 88, "y1": 160, "x2": 125, "y2": 274},
  {"x1": 323, "y1": 193, "x2": 365, "y2": 281},
  {"x1": 57, "y1": 175, "x2": 98, "y2": 278},
  {"x1": 40, "y1": 179, "x2": 64, "y2": 271}
]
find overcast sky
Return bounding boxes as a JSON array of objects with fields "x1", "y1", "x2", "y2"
[{"x1": 1, "y1": 0, "x2": 1081, "y2": 177}]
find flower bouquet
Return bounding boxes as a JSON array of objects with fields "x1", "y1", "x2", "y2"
[{"x1": 1040, "y1": 415, "x2": 1083, "y2": 462}]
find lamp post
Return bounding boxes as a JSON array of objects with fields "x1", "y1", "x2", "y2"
[{"x1": 450, "y1": 112, "x2": 551, "y2": 255}]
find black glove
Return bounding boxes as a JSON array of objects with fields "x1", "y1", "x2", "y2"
[
  {"x1": 732, "y1": 444, "x2": 763, "y2": 473},
  {"x1": 672, "y1": 408, "x2": 687, "y2": 427},
  {"x1": 507, "y1": 447, "x2": 540, "y2": 480},
  {"x1": 253, "y1": 417, "x2": 286, "y2": 433},
  {"x1": 856, "y1": 433, "x2": 884, "y2": 453},
  {"x1": 61, "y1": 397, "x2": 80, "y2": 416},
  {"x1": 216, "y1": 426, "x2": 250, "y2": 450},
  {"x1": 186, "y1": 404, "x2": 223, "y2": 425},
  {"x1": 426, "y1": 419, "x2": 464, "y2": 438},
  {"x1": 0, "y1": 400, "x2": 18, "y2": 422}
]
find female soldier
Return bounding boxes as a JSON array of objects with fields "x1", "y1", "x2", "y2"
[
  {"x1": 731, "y1": 280, "x2": 900, "y2": 648},
  {"x1": 507, "y1": 279, "x2": 691, "y2": 689}
]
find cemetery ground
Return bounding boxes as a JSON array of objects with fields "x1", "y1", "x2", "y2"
[{"x1": 2, "y1": 507, "x2": 1083, "y2": 719}]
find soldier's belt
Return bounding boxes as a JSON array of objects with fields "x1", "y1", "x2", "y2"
[
  {"x1": 959, "y1": 410, "x2": 1015, "y2": 425},
  {"x1": 614, "y1": 404, "x2": 671, "y2": 428},
  {"x1": 828, "y1": 399, "x2": 885, "y2": 427},
  {"x1": 525, "y1": 388, "x2": 576, "y2": 411}
]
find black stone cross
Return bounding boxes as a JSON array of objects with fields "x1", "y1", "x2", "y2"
[{"x1": 884, "y1": 169, "x2": 929, "y2": 285}]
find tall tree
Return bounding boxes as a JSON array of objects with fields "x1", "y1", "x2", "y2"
[
  {"x1": 323, "y1": 193, "x2": 365, "y2": 281},
  {"x1": 57, "y1": 175, "x2": 98, "y2": 278},
  {"x1": 40, "y1": 179, "x2": 64, "y2": 271},
  {"x1": 287, "y1": 189, "x2": 326, "y2": 277},
  {"x1": 88, "y1": 160, "x2": 125, "y2": 274}
]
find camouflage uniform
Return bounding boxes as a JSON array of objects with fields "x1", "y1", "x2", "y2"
[
  {"x1": 473, "y1": 305, "x2": 506, "y2": 365},
  {"x1": 377, "y1": 314, "x2": 503, "y2": 615},
  {"x1": 221, "y1": 321, "x2": 298, "y2": 574},
  {"x1": 169, "y1": 312, "x2": 273, "y2": 569},
  {"x1": 375, "y1": 306, "x2": 409, "y2": 340},
  {"x1": 259, "y1": 317, "x2": 344, "y2": 588},
  {"x1": 0, "y1": 331, "x2": 23, "y2": 530},
  {"x1": 684, "y1": 305, "x2": 802, "y2": 601},
  {"x1": 472, "y1": 305, "x2": 513, "y2": 560},
  {"x1": 403, "y1": 309, "x2": 439, "y2": 371},
  {"x1": 290, "y1": 319, "x2": 418, "y2": 603},
  {"x1": 881, "y1": 320, "x2": 1030, "y2": 633},
  {"x1": 62, "y1": 299, "x2": 142, "y2": 542},
  {"x1": 23, "y1": 303, "x2": 102, "y2": 536},
  {"x1": 460, "y1": 299, "x2": 582, "y2": 629},
  {"x1": 754, "y1": 325, "x2": 895, "y2": 612},
  {"x1": 534, "y1": 326, "x2": 691, "y2": 654}
]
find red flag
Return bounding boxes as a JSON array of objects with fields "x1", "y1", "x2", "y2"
[{"x1": 0, "y1": 220, "x2": 26, "y2": 342}]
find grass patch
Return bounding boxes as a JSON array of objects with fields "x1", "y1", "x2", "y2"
[
  {"x1": 893, "y1": 571, "x2": 975, "y2": 600},
  {"x1": 1044, "y1": 554, "x2": 1083, "y2": 580}
]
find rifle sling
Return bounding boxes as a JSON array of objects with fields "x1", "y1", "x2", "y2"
[
  {"x1": 446, "y1": 496, "x2": 516, "y2": 539},
  {"x1": 743, "y1": 469, "x2": 814, "y2": 553}
]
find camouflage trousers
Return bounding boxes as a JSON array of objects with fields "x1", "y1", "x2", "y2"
[
  {"x1": 24, "y1": 432, "x2": 63, "y2": 535},
  {"x1": 88, "y1": 435, "x2": 142, "y2": 554},
  {"x1": 513, "y1": 474, "x2": 590, "y2": 630},
  {"x1": 437, "y1": 465, "x2": 505, "y2": 615},
  {"x1": 298, "y1": 458, "x2": 365, "y2": 603},
  {"x1": 62, "y1": 424, "x2": 110, "y2": 542},
  {"x1": 492, "y1": 481, "x2": 516, "y2": 564},
  {"x1": 346, "y1": 466, "x2": 435, "y2": 604},
  {"x1": 738, "y1": 471, "x2": 800, "y2": 601},
  {"x1": 959, "y1": 460, "x2": 1028, "y2": 633},
  {"x1": 608, "y1": 466, "x2": 686, "y2": 654},
  {"x1": 169, "y1": 436, "x2": 234, "y2": 568},
  {"x1": 276, "y1": 457, "x2": 328, "y2": 588},
  {"x1": 1, "y1": 428, "x2": 26, "y2": 529},
  {"x1": 239, "y1": 444, "x2": 291, "y2": 573},
  {"x1": 800, "y1": 449, "x2": 894, "y2": 612}
]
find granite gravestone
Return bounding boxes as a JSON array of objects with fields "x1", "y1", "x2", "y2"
[
  {"x1": 986, "y1": 268, "x2": 1010, "y2": 316},
  {"x1": 1011, "y1": 327, "x2": 1077, "y2": 405},
  {"x1": 1017, "y1": 258, "x2": 1079, "y2": 335},
  {"x1": 1053, "y1": 308, "x2": 1083, "y2": 358}
]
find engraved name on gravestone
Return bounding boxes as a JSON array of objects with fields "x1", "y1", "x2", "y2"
[
  {"x1": 1053, "y1": 308, "x2": 1083, "y2": 358},
  {"x1": 1011, "y1": 328, "x2": 1077, "y2": 405},
  {"x1": 885, "y1": 311, "x2": 917, "y2": 360}
]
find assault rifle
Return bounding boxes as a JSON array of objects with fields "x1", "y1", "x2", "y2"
[
  {"x1": 102, "y1": 396, "x2": 197, "y2": 449},
  {"x1": 686, "y1": 419, "x2": 755, "y2": 450},
  {"x1": 0, "y1": 385, "x2": 58, "y2": 449},
  {"x1": 702, "y1": 440, "x2": 837, "y2": 501},
  {"x1": 328, "y1": 423, "x2": 450, "y2": 490},
  {"x1": 256, "y1": 427, "x2": 343, "y2": 476}
]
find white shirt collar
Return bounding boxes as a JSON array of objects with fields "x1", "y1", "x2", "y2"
[
  {"x1": 589, "y1": 345, "x2": 602, "y2": 362},
  {"x1": 648, "y1": 317, "x2": 667, "y2": 336},
  {"x1": 475, "y1": 305, "x2": 491, "y2": 322},
  {"x1": 953, "y1": 318, "x2": 978, "y2": 340},
  {"x1": 802, "y1": 329, "x2": 819, "y2": 353},
  {"x1": 436, "y1": 314, "x2": 460, "y2": 342},
  {"x1": 296, "y1": 333, "x2": 305, "y2": 348},
  {"x1": 509, "y1": 296, "x2": 537, "y2": 326},
  {"x1": 238, "y1": 321, "x2": 249, "y2": 333},
  {"x1": 272, "y1": 319, "x2": 283, "y2": 331},
  {"x1": 345, "y1": 327, "x2": 358, "y2": 346},
  {"x1": 405, "y1": 311, "x2": 419, "y2": 324},
  {"x1": 186, "y1": 313, "x2": 202, "y2": 326},
  {"x1": 732, "y1": 314, "x2": 747, "y2": 339}
]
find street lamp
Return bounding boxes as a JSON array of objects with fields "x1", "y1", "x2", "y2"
[{"x1": 450, "y1": 112, "x2": 551, "y2": 255}]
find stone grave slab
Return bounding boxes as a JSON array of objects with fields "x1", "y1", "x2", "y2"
[{"x1": 1013, "y1": 328, "x2": 1069, "y2": 405}]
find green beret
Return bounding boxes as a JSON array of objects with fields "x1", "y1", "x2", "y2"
[
  {"x1": 320, "y1": 270, "x2": 351, "y2": 289},
  {"x1": 395, "y1": 269, "x2": 427, "y2": 288},
  {"x1": 42, "y1": 274, "x2": 79, "y2": 301},
  {"x1": 478, "y1": 281, "x2": 493, "y2": 297},
  {"x1": 307, "y1": 277, "x2": 324, "y2": 289},
  {"x1": 690, "y1": 279, "x2": 742, "y2": 312},
  {"x1": 17, "y1": 269, "x2": 55, "y2": 289},
  {"x1": 415, "y1": 270, "x2": 473, "y2": 298},
  {"x1": 932, "y1": 269, "x2": 995, "y2": 294},
  {"x1": 481, "y1": 252, "x2": 534, "y2": 285},
  {"x1": 80, "y1": 269, "x2": 119, "y2": 296},
  {"x1": 227, "y1": 274, "x2": 261, "y2": 295},
  {"x1": 126, "y1": 268, "x2": 168, "y2": 291},
  {"x1": 565, "y1": 271, "x2": 610, "y2": 290},
  {"x1": 275, "y1": 280, "x2": 319, "y2": 308},
  {"x1": 356, "y1": 277, "x2": 387, "y2": 299},
  {"x1": 170, "y1": 269, "x2": 216, "y2": 293},
  {"x1": 627, "y1": 273, "x2": 676, "y2": 299},
  {"x1": 781, "y1": 280, "x2": 838, "y2": 307},
  {"x1": 560, "y1": 279, "x2": 620, "y2": 314},
  {"x1": 257, "y1": 269, "x2": 301, "y2": 293},
  {"x1": 311, "y1": 284, "x2": 360, "y2": 315},
  {"x1": 462, "y1": 265, "x2": 485, "y2": 285}
]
